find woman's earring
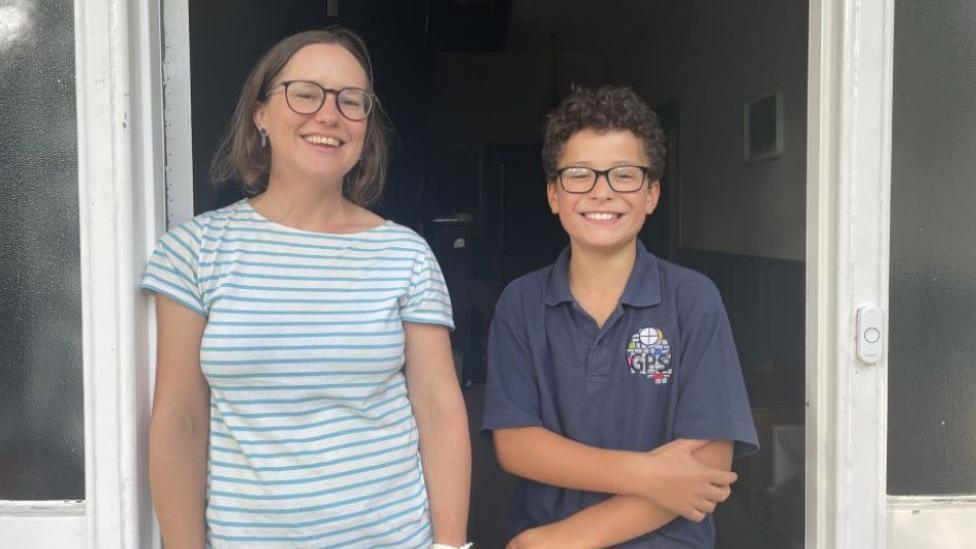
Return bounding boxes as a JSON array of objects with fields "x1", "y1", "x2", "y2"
[{"x1": 259, "y1": 128, "x2": 268, "y2": 148}]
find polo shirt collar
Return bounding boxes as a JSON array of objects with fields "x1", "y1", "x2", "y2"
[
  {"x1": 545, "y1": 241, "x2": 662, "y2": 307},
  {"x1": 621, "y1": 241, "x2": 662, "y2": 307},
  {"x1": 545, "y1": 247, "x2": 574, "y2": 306}
]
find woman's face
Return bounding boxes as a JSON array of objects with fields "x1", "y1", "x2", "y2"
[{"x1": 254, "y1": 43, "x2": 369, "y2": 186}]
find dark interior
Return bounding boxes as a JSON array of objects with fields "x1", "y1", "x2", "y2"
[{"x1": 189, "y1": 1, "x2": 808, "y2": 547}]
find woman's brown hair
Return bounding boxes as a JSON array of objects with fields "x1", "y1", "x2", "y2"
[{"x1": 210, "y1": 26, "x2": 390, "y2": 207}]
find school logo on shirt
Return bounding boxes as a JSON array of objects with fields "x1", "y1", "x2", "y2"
[{"x1": 626, "y1": 327, "x2": 672, "y2": 385}]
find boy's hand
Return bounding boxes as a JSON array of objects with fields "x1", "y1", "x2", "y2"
[
  {"x1": 637, "y1": 439, "x2": 736, "y2": 522},
  {"x1": 505, "y1": 522, "x2": 590, "y2": 549}
]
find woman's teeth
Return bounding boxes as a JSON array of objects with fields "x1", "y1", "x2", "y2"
[{"x1": 304, "y1": 135, "x2": 341, "y2": 147}]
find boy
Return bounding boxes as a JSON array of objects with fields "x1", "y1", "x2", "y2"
[{"x1": 482, "y1": 86, "x2": 758, "y2": 548}]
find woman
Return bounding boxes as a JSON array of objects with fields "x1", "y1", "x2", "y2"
[{"x1": 143, "y1": 27, "x2": 471, "y2": 548}]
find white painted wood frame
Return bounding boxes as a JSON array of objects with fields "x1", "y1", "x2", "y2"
[
  {"x1": 0, "y1": 501, "x2": 86, "y2": 547},
  {"x1": 806, "y1": 0, "x2": 894, "y2": 547},
  {"x1": 888, "y1": 496, "x2": 976, "y2": 549},
  {"x1": 76, "y1": 0, "x2": 163, "y2": 546},
  {"x1": 162, "y1": 0, "x2": 195, "y2": 227}
]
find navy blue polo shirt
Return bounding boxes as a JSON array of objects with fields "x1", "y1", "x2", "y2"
[{"x1": 482, "y1": 242, "x2": 759, "y2": 548}]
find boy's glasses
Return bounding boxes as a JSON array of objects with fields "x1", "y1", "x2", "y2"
[
  {"x1": 556, "y1": 165, "x2": 651, "y2": 193},
  {"x1": 263, "y1": 81, "x2": 374, "y2": 121}
]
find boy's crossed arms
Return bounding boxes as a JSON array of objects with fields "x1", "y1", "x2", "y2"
[{"x1": 495, "y1": 426, "x2": 735, "y2": 549}]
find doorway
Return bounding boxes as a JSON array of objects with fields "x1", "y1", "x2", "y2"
[{"x1": 182, "y1": 1, "x2": 808, "y2": 547}]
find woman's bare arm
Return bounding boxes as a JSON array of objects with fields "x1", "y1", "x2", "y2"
[
  {"x1": 404, "y1": 322, "x2": 472, "y2": 547},
  {"x1": 149, "y1": 295, "x2": 210, "y2": 549}
]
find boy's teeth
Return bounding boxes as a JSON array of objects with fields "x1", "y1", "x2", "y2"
[
  {"x1": 584, "y1": 212, "x2": 618, "y2": 220},
  {"x1": 304, "y1": 135, "x2": 340, "y2": 146}
]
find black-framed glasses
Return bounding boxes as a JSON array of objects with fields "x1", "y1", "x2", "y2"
[
  {"x1": 555, "y1": 165, "x2": 651, "y2": 193},
  {"x1": 264, "y1": 80, "x2": 375, "y2": 121}
]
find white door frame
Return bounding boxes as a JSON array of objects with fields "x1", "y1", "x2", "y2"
[
  {"x1": 76, "y1": 0, "x2": 164, "y2": 545},
  {"x1": 806, "y1": 0, "x2": 893, "y2": 547},
  {"x1": 161, "y1": 0, "x2": 195, "y2": 227}
]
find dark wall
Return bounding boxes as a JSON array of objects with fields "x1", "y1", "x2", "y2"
[
  {"x1": 189, "y1": 1, "x2": 293, "y2": 214},
  {"x1": 676, "y1": 250, "x2": 805, "y2": 410}
]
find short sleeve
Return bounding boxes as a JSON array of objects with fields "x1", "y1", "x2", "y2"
[
  {"x1": 399, "y1": 245, "x2": 454, "y2": 329},
  {"x1": 674, "y1": 296, "x2": 759, "y2": 458},
  {"x1": 481, "y1": 287, "x2": 543, "y2": 434},
  {"x1": 141, "y1": 222, "x2": 206, "y2": 317}
]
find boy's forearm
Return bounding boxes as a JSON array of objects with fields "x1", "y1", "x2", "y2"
[
  {"x1": 551, "y1": 495, "x2": 677, "y2": 548},
  {"x1": 548, "y1": 440, "x2": 736, "y2": 547},
  {"x1": 501, "y1": 438, "x2": 737, "y2": 547},
  {"x1": 493, "y1": 426, "x2": 647, "y2": 497}
]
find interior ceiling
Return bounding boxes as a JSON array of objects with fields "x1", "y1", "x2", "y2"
[
  {"x1": 424, "y1": 0, "x2": 666, "y2": 52},
  {"x1": 504, "y1": 0, "x2": 665, "y2": 52}
]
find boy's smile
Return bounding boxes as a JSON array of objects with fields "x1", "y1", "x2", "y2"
[
  {"x1": 580, "y1": 210, "x2": 624, "y2": 223},
  {"x1": 547, "y1": 129, "x2": 660, "y2": 253}
]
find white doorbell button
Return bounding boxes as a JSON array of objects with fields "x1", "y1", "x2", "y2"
[{"x1": 856, "y1": 306, "x2": 884, "y2": 364}]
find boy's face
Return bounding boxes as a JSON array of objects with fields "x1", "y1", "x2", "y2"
[{"x1": 547, "y1": 128, "x2": 660, "y2": 254}]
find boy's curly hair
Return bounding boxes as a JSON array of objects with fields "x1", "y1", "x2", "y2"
[{"x1": 542, "y1": 85, "x2": 666, "y2": 183}]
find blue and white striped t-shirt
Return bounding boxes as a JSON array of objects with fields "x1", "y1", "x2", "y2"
[{"x1": 141, "y1": 199, "x2": 454, "y2": 548}]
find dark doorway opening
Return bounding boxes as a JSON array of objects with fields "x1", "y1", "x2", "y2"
[{"x1": 188, "y1": 2, "x2": 808, "y2": 547}]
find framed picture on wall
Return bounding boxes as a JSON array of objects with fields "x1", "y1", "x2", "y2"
[{"x1": 744, "y1": 89, "x2": 784, "y2": 161}]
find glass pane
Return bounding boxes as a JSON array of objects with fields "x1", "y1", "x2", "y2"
[
  {"x1": 888, "y1": 0, "x2": 976, "y2": 495},
  {"x1": 0, "y1": 0, "x2": 84, "y2": 500}
]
